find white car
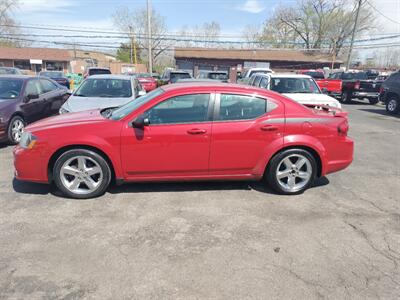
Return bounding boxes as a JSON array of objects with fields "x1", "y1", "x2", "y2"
[
  {"x1": 237, "y1": 67, "x2": 273, "y2": 84},
  {"x1": 59, "y1": 75, "x2": 146, "y2": 114},
  {"x1": 249, "y1": 73, "x2": 341, "y2": 109}
]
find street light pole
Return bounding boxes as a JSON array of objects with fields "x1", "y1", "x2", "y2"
[
  {"x1": 346, "y1": 0, "x2": 363, "y2": 70},
  {"x1": 147, "y1": 0, "x2": 152, "y2": 73}
]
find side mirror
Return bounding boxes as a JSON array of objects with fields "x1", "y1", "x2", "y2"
[
  {"x1": 321, "y1": 88, "x2": 328, "y2": 94},
  {"x1": 131, "y1": 115, "x2": 150, "y2": 128},
  {"x1": 24, "y1": 93, "x2": 39, "y2": 102}
]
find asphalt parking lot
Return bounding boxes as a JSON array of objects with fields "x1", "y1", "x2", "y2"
[{"x1": 0, "y1": 102, "x2": 399, "y2": 299}]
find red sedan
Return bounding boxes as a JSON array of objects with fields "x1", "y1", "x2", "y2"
[
  {"x1": 14, "y1": 83, "x2": 353, "y2": 199},
  {"x1": 134, "y1": 73, "x2": 158, "y2": 92}
]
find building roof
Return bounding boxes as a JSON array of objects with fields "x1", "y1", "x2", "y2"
[
  {"x1": 175, "y1": 48, "x2": 340, "y2": 64},
  {"x1": 0, "y1": 47, "x2": 71, "y2": 61}
]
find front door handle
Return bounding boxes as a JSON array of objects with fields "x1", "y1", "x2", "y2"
[
  {"x1": 260, "y1": 125, "x2": 278, "y2": 131},
  {"x1": 187, "y1": 128, "x2": 207, "y2": 135}
]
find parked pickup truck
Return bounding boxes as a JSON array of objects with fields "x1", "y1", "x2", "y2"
[
  {"x1": 317, "y1": 71, "x2": 381, "y2": 104},
  {"x1": 237, "y1": 68, "x2": 272, "y2": 84}
]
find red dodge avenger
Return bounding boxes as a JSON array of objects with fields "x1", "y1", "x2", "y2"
[{"x1": 13, "y1": 83, "x2": 353, "y2": 199}]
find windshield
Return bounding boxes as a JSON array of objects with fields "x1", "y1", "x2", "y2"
[
  {"x1": 0, "y1": 78, "x2": 23, "y2": 99},
  {"x1": 270, "y1": 77, "x2": 320, "y2": 94},
  {"x1": 74, "y1": 78, "x2": 132, "y2": 98},
  {"x1": 89, "y1": 69, "x2": 111, "y2": 75},
  {"x1": 110, "y1": 88, "x2": 164, "y2": 120},
  {"x1": 208, "y1": 72, "x2": 228, "y2": 80},
  {"x1": 40, "y1": 71, "x2": 63, "y2": 78},
  {"x1": 342, "y1": 72, "x2": 368, "y2": 80},
  {"x1": 0, "y1": 68, "x2": 19, "y2": 75},
  {"x1": 170, "y1": 72, "x2": 191, "y2": 83},
  {"x1": 137, "y1": 73, "x2": 152, "y2": 78}
]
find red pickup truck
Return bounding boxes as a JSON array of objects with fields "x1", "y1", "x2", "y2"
[{"x1": 297, "y1": 69, "x2": 343, "y2": 96}]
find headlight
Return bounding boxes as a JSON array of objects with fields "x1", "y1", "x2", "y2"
[
  {"x1": 19, "y1": 131, "x2": 37, "y2": 149},
  {"x1": 59, "y1": 106, "x2": 69, "y2": 114}
]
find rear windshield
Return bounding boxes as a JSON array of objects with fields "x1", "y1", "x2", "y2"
[
  {"x1": 170, "y1": 72, "x2": 191, "y2": 83},
  {"x1": 208, "y1": 72, "x2": 228, "y2": 80},
  {"x1": 302, "y1": 72, "x2": 325, "y2": 79},
  {"x1": 74, "y1": 78, "x2": 132, "y2": 98},
  {"x1": 342, "y1": 72, "x2": 368, "y2": 80},
  {"x1": 137, "y1": 73, "x2": 152, "y2": 78},
  {"x1": 40, "y1": 71, "x2": 64, "y2": 78},
  {"x1": 0, "y1": 78, "x2": 23, "y2": 99},
  {"x1": 0, "y1": 68, "x2": 19, "y2": 75},
  {"x1": 270, "y1": 77, "x2": 320, "y2": 94},
  {"x1": 89, "y1": 69, "x2": 111, "y2": 75}
]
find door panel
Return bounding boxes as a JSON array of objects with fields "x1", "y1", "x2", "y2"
[
  {"x1": 209, "y1": 93, "x2": 284, "y2": 176},
  {"x1": 121, "y1": 93, "x2": 213, "y2": 178},
  {"x1": 40, "y1": 79, "x2": 65, "y2": 115},
  {"x1": 20, "y1": 79, "x2": 47, "y2": 123}
]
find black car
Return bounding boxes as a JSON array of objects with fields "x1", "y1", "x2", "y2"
[
  {"x1": 379, "y1": 71, "x2": 400, "y2": 114},
  {"x1": 0, "y1": 75, "x2": 70, "y2": 143},
  {"x1": 83, "y1": 67, "x2": 111, "y2": 79},
  {"x1": 39, "y1": 71, "x2": 70, "y2": 89},
  {"x1": 197, "y1": 71, "x2": 229, "y2": 82},
  {"x1": 160, "y1": 70, "x2": 192, "y2": 85}
]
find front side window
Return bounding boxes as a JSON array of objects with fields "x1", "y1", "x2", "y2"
[
  {"x1": 259, "y1": 77, "x2": 268, "y2": 89},
  {"x1": 254, "y1": 76, "x2": 262, "y2": 87},
  {"x1": 40, "y1": 79, "x2": 58, "y2": 93},
  {"x1": 270, "y1": 78, "x2": 320, "y2": 94},
  {"x1": 218, "y1": 94, "x2": 266, "y2": 121},
  {"x1": 0, "y1": 79, "x2": 23, "y2": 99},
  {"x1": 74, "y1": 79, "x2": 132, "y2": 98},
  {"x1": 146, "y1": 93, "x2": 210, "y2": 125},
  {"x1": 24, "y1": 79, "x2": 42, "y2": 96}
]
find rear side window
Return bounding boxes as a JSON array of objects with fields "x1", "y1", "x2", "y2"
[
  {"x1": 259, "y1": 77, "x2": 268, "y2": 88},
  {"x1": 218, "y1": 94, "x2": 266, "y2": 121},
  {"x1": 146, "y1": 93, "x2": 210, "y2": 124}
]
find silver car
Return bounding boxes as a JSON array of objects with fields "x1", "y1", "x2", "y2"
[{"x1": 59, "y1": 75, "x2": 145, "y2": 114}]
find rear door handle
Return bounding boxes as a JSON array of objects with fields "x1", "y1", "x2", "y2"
[
  {"x1": 187, "y1": 129, "x2": 207, "y2": 135},
  {"x1": 260, "y1": 125, "x2": 278, "y2": 131}
]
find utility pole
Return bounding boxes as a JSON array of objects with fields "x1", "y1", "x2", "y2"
[
  {"x1": 147, "y1": 0, "x2": 152, "y2": 73},
  {"x1": 346, "y1": 0, "x2": 363, "y2": 70},
  {"x1": 129, "y1": 26, "x2": 133, "y2": 64}
]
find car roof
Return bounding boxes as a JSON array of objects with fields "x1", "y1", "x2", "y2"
[
  {"x1": 160, "y1": 82, "x2": 272, "y2": 94},
  {"x1": 0, "y1": 75, "x2": 36, "y2": 80},
  {"x1": 88, "y1": 67, "x2": 110, "y2": 70},
  {"x1": 251, "y1": 73, "x2": 312, "y2": 79},
  {"x1": 85, "y1": 74, "x2": 132, "y2": 80}
]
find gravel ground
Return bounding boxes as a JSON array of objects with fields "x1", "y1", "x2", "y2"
[{"x1": 0, "y1": 102, "x2": 399, "y2": 299}]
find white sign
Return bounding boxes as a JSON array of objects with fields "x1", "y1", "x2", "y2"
[
  {"x1": 244, "y1": 61, "x2": 270, "y2": 68},
  {"x1": 30, "y1": 59, "x2": 42, "y2": 64}
]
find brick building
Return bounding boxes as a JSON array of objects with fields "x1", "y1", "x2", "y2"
[
  {"x1": 0, "y1": 47, "x2": 70, "y2": 74},
  {"x1": 175, "y1": 48, "x2": 342, "y2": 76}
]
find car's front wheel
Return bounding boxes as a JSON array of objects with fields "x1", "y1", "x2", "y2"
[
  {"x1": 386, "y1": 96, "x2": 400, "y2": 114},
  {"x1": 7, "y1": 115, "x2": 25, "y2": 144},
  {"x1": 266, "y1": 149, "x2": 317, "y2": 195},
  {"x1": 53, "y1": 149, "x2": 112, "y2": 199},
  {"x1": 340, "y1": 91, "x2": 351, "y2": 103}
]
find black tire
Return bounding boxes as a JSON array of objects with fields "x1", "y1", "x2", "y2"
[
  {"x1": 386, "y1": 96, "x2": 400, "y2": 114},
  {"x1": 368, "y1": 98, "x2": 379, "y2": 105},
  {"x1": 53, "y1": 149, "x2": 112, "y2": 199},
  {"x1": 340, "y1": 91, "x2": 352, "y2": 104},
  {"x1": 266, "y1": 149, "x2": 317, "y2": 195},
  {"x1": 7, "y1": 115, "x2": 25, "y2": 144}
]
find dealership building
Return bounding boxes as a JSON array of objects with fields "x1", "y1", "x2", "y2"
[{"x1": 174, "y1": 47, "x2": 341, "y2": 76}]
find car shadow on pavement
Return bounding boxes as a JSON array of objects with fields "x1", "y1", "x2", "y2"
[
  {"x1": 358, "y1": 108, "x2": 400, "y2": 118},
  {"x1": 0, "y1": 143, "x2": 10, "y2": 149},
  {"x1": 12, "y1": 178, "x2": 53, "y2": 195}
]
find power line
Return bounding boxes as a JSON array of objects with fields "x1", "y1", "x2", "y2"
[{"x1": 365, "y1": 0, "x2": 400, "y2": 25}]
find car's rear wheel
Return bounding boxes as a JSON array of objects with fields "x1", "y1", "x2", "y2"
[
  {"x1": 7, "y1": 115, "x2": 25, "y2": 144},
  {"x1": 368, "y1": 98, "x2": 379, "y2": 105},
  {"x1": 340, "y1": 91, "x2": 351, "y2": 104},
  {"x1": 53, "y1": 149, "x2": 112, "y2": 199},
  {"x1": 386, "y1": 96, "x2": 400, "y2": 114},
  {"x1": 266, "y1": 149, "x2": 317, "y2": 195}
]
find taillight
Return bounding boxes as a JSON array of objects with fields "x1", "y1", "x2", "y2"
[
  {"x1": 354, "y1": 80, "x2": 360, "y2": 90},
  {"x1": 338, "y1": 121, "x2": 349, "y2": 136}
]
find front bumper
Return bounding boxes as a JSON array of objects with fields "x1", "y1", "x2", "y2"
[
  {"x1": 324, "y1": 137, "x2": 354, "y2": 175},
  {"x1": 13, "y1": 145, "x2": 49, "y2": 183}
]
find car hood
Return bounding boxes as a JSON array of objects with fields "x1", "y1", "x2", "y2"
[
  {"x1": 62, "y1": 96, "x2": 133, "y2": 113},
  {"x1": 27, "y1": 109, "x2": 106, "y2": 132},
  {"x1": 283, "y1": 93, "x2": 341, "y2": 108}
]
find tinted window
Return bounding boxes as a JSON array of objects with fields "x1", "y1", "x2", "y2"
[
  {"x1": 89, "y1": 69, "x2": 111, "y2": 76},
  {"x1": 0, "y1": 78, "x2": 23, "y2": 99},
  {"x1": 254, "y1": 76, "x2": 262, "y2": 87},
  {"x1": 219, "y1": 94, "x2": 266, "y2": 121},
  {"x1": 342, "y1": 72, "x2": 368, "y2": 80},
  {"x1": 259, "y1": 77, "x2": 268, "y2": 88},
  {"x1": 170, "y1": 72, "x2": 191, "y2": 83},
  {"x1": 303, "y1": 71, "x2": 325, "y2": 79},
  {"x1": 270, "y1": 78, "x2": 320, "y2": 94},
  {"x1": 25, "y1": 79, "x2": 41, "y2": 96},
  {"x1": 40, "y1": 71, "x2": 63, "y2": 78},
  {"x1": 74, "y1": 78, "x2": 132, "y2": 98},
  {"x1": 208, "y1": 72, "x2": 228, "y2": 80},
  {"x1": 40, "y1": 79, "x2": 58, "y2": 93},
  {"x1": 146, "y1": 94, "x2": 210, "y2": 124}
]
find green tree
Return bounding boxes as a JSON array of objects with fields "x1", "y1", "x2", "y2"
[{"x1": 116, "y1": 42, "x2": 141, "y2": 63}]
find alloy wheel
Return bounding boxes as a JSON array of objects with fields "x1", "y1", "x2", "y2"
[
  {"x1": 11, "y1": 119, "x2": 24, "y2": 142},
  {"x1": 387, "y1": 99, "x2": 397, "y2": 112},
  {"x1": 60, "y1": 155, "x2": 103, "y2": 195},
  {"x1": 276, "y1": 154, "x2": 312, "y2": 193}
]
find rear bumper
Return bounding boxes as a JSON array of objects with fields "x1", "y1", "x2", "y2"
[
  {"x1": 141, "y1": 82, "x2": 157, "y2": 91},
  {"x1": 324, "y1": 137, "x2": 354, "y2": 175},
  {"x1": 13, "y1": 145, "x2": 49, "y2": 183},
  {"x1": 353, "y1": 91, "x2": 379, "y2": 98}
]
